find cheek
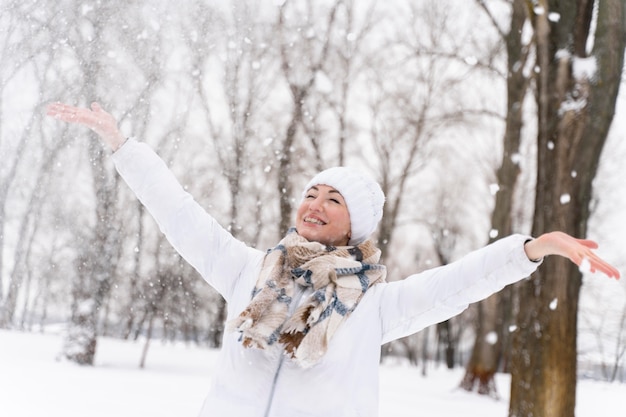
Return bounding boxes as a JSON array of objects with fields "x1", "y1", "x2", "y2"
[
  {"x1": 344, "y1": 212, "x2": 352, "y2": 233},
  {"x1": 336, "y1": 209, "x2": 351, "y2": 231},
  {"x1": 344, "y1": 217, "x2": 351, "y2": 232},
  {"x1": 295, "y1": 203, "x2": 307, "y2": 220}
]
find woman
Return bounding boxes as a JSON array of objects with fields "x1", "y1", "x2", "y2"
[{"x1": 47, "y1": 102, "x2": 620, "y2": 417}]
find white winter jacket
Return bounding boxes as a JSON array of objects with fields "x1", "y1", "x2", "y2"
[{"x1": 112, "y1": 139, "x2": 541, "y2": 417}]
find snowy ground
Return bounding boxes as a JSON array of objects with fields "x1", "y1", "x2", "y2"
[{"x1": 1, "y1": 329, "x2": 623, "y2": 417}]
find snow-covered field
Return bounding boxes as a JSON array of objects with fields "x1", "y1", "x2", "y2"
[{"x1": 1, "y1": 328, "x2": 624, "y2": 417}]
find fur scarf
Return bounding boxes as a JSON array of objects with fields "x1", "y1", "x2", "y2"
[{"x1": 228, "y1": 229, "x2": 387, "y2": 368}]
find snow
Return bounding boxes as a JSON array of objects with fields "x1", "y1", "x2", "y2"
[
  {"x1": 1, "y1": 329, "x2": 624, "y2": 417},
  {"x1": 573, "y1": 56, "x2": 597, "y2": 80},
  {"x1": 549, "y1": 298, "x2": 558, "y2": 310},
  {"x1": 485, "y1": 331, "x2": 498, "y2": 345},
  {"x1": 579, "y1": 257, "x2": 593, "y2": 274},
  {"x1": 548, "y1": 12, "x2": 561, "y2": 22}
]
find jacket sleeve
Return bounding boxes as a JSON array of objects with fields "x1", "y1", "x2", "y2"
[
  {"x1": 111, "y1": 138, "x2": 262, "y2": 302},
  {"x1": 378, "y1": 234, "x2": 541, "y2": 344}
]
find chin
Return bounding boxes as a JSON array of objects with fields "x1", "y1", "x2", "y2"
[{"x1": 298, "y1": 231, "x2": 325, "y2": 245}]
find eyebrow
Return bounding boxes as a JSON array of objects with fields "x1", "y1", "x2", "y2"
[{"x1": 310, "y1": 185, "x2": 341, "y2": 194}]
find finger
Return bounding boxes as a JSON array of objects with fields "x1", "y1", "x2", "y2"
[
  {"x1": 576, "y1": 239, "x2": 599, "y2": 250},
  {"x1": 589, "y1": 252, "x2": 621, "y2": 279},
  {"x1": 46, "y1": 106, "x2": 75, "y2": 120},
  {"x1": 598, "y1": 265, "x2": 619, "y2": 279},
  {"x1": 47, "y1": 103, "x2": 79, "y2": 118},
  {"x1": 46, "y1": 103, "x2": 99, "y2": 128},
  {"x1": 46, "y1": 102, "x2": 66, "y2": 116},
  {"x1": 577, "y1": 252, "x2": 614, "y2": 278},
  {"x1": 589, "y1": 258, "x2": 621, "y2": 279},
  {"x1": 602, "y1": 263, "x2": 621, "y2": 279}
]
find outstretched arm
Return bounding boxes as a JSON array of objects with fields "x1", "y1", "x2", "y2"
[
  {"x1": 46, "y1": 101, "x2": 263, "y2": 300},
  {"x1": 47, "y1": 102, "x2": 126, "y2": 151},
  {"x1": 524, "y1": 231, "x2": 620, "y2": 279},
  {"x1": 379, "y1": 232, "x2": 619, "y2": 343}
]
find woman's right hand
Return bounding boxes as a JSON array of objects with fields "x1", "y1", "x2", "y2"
[{"x1": 46, "y1": 102, "x2": 127, "y2": 151}]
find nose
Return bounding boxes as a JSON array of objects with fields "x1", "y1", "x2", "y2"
[{"x1": 308, "y1": 195, "x2": 324, "y2": 211}]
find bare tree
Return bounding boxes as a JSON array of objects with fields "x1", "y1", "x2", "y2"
[
  {"x1": 55, "y1": 1, "x2": 127, "y2": 365},
  {"x1": 1, "y1": 116, "x2": 72, "y2": 327},
  {"x1": 510, "y1": 1, "x2": 625, "y2": 416},
  {"x1": 0, "y1": 1, "x2": 49, "y2": 314},
  {"x1": 274, "y1": 0, "x2": 340, "y2": 238},
  {"x1": 461, "y1": 0, "x2": 533, "y2": 397},
  {"x1": 579, "y1": 292, "x2": 626, "y2": 382},
  {"x1": 367, "y1": 1, "x2": 495, "y2": 257},
  {"x1": 429, "y1": 190, "x2": 470, "y2": 370},
  {"x1": 299, "y1": 0, "x2": 380, "y2": 169},
  {"x1": 181, "y1": 1, "x2": 278, "y2": 345}
]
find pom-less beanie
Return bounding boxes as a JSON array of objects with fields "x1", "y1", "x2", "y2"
[{"x1": 302, "y1": 167, "x2": 385, "y2": 246}]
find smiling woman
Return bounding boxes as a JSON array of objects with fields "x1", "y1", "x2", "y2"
[
  {"x1": 296, "y1": 166, "x2": 386, "y2": 247},
  {"x1": 296, "y1": 184, "x2": 353, "y2": 246},
  {"x1": 46, "y1": 101, "x2": 620, "y2": 417}
]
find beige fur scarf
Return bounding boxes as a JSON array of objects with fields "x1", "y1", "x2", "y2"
[{"x1": 227, "y1": 229, "x2": 387, "y2": 368}]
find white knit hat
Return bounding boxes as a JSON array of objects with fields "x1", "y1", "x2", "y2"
[{"x1": 302, "y1": 166, "x2": 385, "y2": 245}]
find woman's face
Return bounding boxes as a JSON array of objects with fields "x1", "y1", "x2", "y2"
[{"x1": 295, "y1": 185, "x2": 351, "y2": 246}]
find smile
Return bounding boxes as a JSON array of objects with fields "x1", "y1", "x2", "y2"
[{"x1": 304, "y1": 217, "x2": 326, "y2": 225}]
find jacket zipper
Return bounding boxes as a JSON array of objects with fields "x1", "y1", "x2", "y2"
[
  {"x1": 263, "y1": 353, "x2": 286, "y2": 417},
  {"x1": 263, "y1": 285, "x2": 306, "y2": 417}
]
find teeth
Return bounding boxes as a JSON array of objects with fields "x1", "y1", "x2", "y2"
[{"x1": 304, "y1": 217, "x2": 325, "y2": 225}]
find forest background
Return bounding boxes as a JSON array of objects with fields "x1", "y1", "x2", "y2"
[{"x1": 1, "y1": 0, "x2": 625, "y2": 415}]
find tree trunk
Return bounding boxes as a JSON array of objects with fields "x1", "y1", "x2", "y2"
[
  {"x1": 0, "y1": 109, "x2": 36, "y2": 319},
  {"x1": 509, "y1": 1, "x2": 624, "y2": 416},
  {"x1": 460, "y1": 292, "x2": 505, "y2": 397},
  {"x1": 436, "y1": 320, "x2": 455, "y2": 369},
  {"x1": 139, "y1": 313, "x2": 155, "y2": 369},
  {"x1": 62, "y1": 5, "x2": 120, "y2": 365},
  {"x1": 1, "y1": 129, "x2": 66, "y2": 327},
  {"x1": 275, "y1": 2, "x2": 339, "y2": 238},
  {"x1": 461, "y1": 0, "x2": 529, "y2": 397}
]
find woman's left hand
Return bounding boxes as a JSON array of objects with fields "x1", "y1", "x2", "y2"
[{"x1": 524, "y1": 231, "x2": 620, "y2": 279}]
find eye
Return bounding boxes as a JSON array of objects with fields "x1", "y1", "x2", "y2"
[
  {"x1": 330, "y1": 198, "x2": 341, "y2": 204},
  {"x1": 305, "y1": 193, "x2": 316, "y2": 199}
]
